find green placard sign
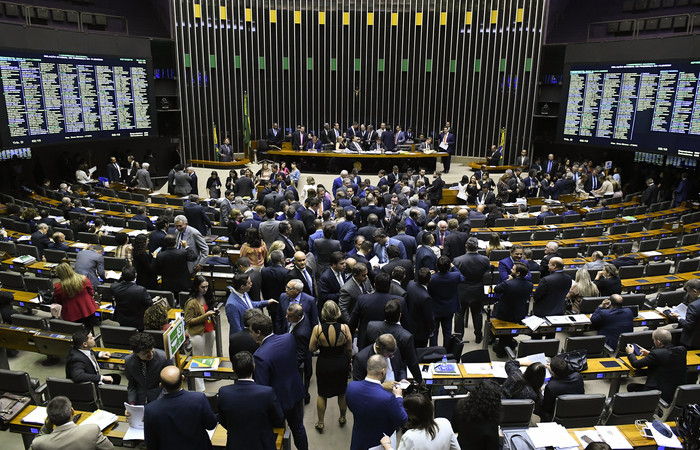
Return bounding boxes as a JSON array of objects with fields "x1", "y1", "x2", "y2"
[{"x1": 165, "y1": 317, "x2": 186, "y2": 359}]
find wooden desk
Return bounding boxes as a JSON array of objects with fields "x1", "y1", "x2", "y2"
[
  {"x1": 565, "y1": 422, "x2": 678, "y2": 449},
  {"x1": 183, "y1": 356, "x2": 235, "y2": 390},
  {"x1": 580, "y1": 357, "x2": 630, "y2": 396},
  {"x1": 94, "y1": 346, "x2": 132, "y2": 370}
]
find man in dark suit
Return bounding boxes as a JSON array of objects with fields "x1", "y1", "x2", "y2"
[
  {"x1": 544, "y1": 153, "x2": 559, "y2": 176},
  {"x1": 493, "y1": 262, "x2": 534, "y2": 356},
  {"x1": 277, "y1": 279, "x2": 319, "y2": 332},
  {"x1": 380, "y1": 245, "x2": 414, "y2": 282},
  {"x1": 533, "y1": 257, "x2": 572, "y2": 317},
  {"x1": 610, "y1": 245, "x2": 638, "y2": 269},
  {"x1": 442, "y1": 218, "x2": 468, "y2": 259},
  {"x1": 675, "y1": 279, "x2": 700, "y2": 349},
  {"x1": 498, "y1": 244, "x2": 532, "y2": 282},
  {"x1": 437, "y1": 127, "x2": 456, "y2": 173},
  {"x1": 352, "y1": 334, "x2": 407, "y2": 382},
  {"x1": 585, "y1": 169, "x2": 601, "y2": 193},
  {"x1": 453, "y1": 237, "x2": 491, "y2": 342},
  {"x1": 106, "y1": 156, "x2": 121, "y2": 182},
  {"x1": 415, "y1": 233, "x2": 437, "y2": 274},
  {"x1": 590, "y1": 294, "x2": 634, "y2": 349},
  {"x1": 291, "y1": 126, "x2": 306, "y2": 150},
  {"x1": 131, "y1": 206, "x2": 155, "y2": 231},
  {"x1": 125, "y1": 333, "x2": 173, "y2": 405},
  {"x1": 154, "y1": 235, "x2": 198, "y2": 297},
  {"x1": 183, "y1": 194, "x2": 212, "y2": 236},
  {"x1": 427, "y1": 171, "x2": 445, "y2": 205},
  {"x1": 48, "y1": 232, "x2": 74, "y2": 253},
  {"x1": 234, "y1": 172, "x2": 256, "y2": 198},
  {"x1": 536, "y1": 205, "x2": 555, "y2": 225},
  {"x1": 287, "y1": 303, "x2": 313, "y2": 403},
  {"x1": 287, "y1": 251, "x2": 315, "y2": 297},
  {"x1": 517, "y1": 149, "x2": 530, "y2": 167},
  {"x1": 476, "y1": 184, "x2": 496, "y2": 206},
  {"x1": 317, "y1": 252, "x2": 347, "y2": 308},
  {"x1": 381, "y1": 126, "x2": 396, "y2": 151},
  {"x1": 339, "y1": 262, "x2": 373, "y2": 322},
  {"x1": 300, "y1": 198, "x2": 321, "y2": 235},
  {"x1": 148, "y1": 218, "x2": 169, "y2": 253},
  {"x1": 66, "y1": 330, "x2": 121, "y2": 385},
  {"x1": 37, "y1": 209, "x2": 61, "y2": 229},
  {"x1": 30, "y1": 223, "x2": 52, "y2": 259},
  {"x1": 250, "y1": 314, "x2": 308, "y2": 450},
  {"x1": 267, "y1": 122, "x2": 284, "y2": 147},
  {"x1": 144, "y1": 366, "x2": 216, "y2": 449},
  {"x1": 261, "y1": 250, "x2": 289, "y2": 334},
  {"x1": 347, "y1": 355, "x2": 407, "y2": 450},
  {"x1": 359, "y1": 194, "x2": 385, "y2": 226},
  {"x1": 625, "y1": 328, "x2": 687, "y2": 403},
  {"x1": 313, "y1": 223, "x2": 342, "y2": 280},
  {"x1": 393, "y1": 223, "x2": 417, "y2": 261},
  {"x1": 234, "y1": 210, "x2": 260, "y2": 244},
  {"x1": 539, "y1": 355, "x2": 584, "y2": 421},
  {"x1": 357, "y1": 214, "x2": 380, "y2": 242},
  {"x1": 218, "y1": 351, "x2": 284, "y2": 449},
  {"x1": 319, "y1": 123, "x2": 333, "y2": 146},
  {"x1": 366, "y1": 299, "x2": 422, "y2": 383},
  {"x1": 405, "y1": 268, "x2": 434, "y2": 348},
  {"x1": 641, "y1": 178, "x2": 659, "y2": 206},
  {"x1": 346, "y1": 122, "x2": 359, "y2": 139},
  {"x1": 229, "y1": 309, "x2": 262, "y2": 359},
  {"x1": 539, "y1": 241, "x2": 561, "y2": 277},
  {"x1": 350, "y1": 273, "x2": 407, "y2": 349},
  {"x1": 110, "y1": 266, "x2": 153, "y2": 331}
]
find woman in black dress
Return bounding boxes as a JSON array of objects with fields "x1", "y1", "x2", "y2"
[
  {"x1": 594, "y1": 263, "x2": 622, "y2": 297},
  {"x1": 131, "y1": 234, "x2": 158, "y2": 291},
  {"x1": 206, "y1": 170, "x2": 222, "y2": 199},
  {"x1": 309, "y1": 300, "x2": 352, "y2": 432}
]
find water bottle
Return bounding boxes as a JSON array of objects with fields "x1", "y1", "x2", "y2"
[{"x1": 441, "y1": 354, "x2": 447, "y2": 368}]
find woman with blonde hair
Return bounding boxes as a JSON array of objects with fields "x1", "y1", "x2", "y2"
[
  {"x1": 309, "y1": 300, "x2": 352, "y2": 432},
  {"x1": 485, "y1": 233, "x2": 503, "y2": 256},
  {"x1": 266, "y1": 241, "x2": 286, "y2": 265},
  {"x1": 53, "y1": 262, "x2": 99, "y2": 333},
  {"x1": 567, "y1": 268, "x2": 600, "y2": 312}
]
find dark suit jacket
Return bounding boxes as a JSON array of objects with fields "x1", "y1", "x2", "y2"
[
  {"x1": 289, "y1": 315, "x2": 312, "y2": 373},
  {"x1": 261, "y1": 265, "x2": 289, "y2": 302},
  {"x1": 366, "y1": 320, "x2": 422, "y2": 383},
  {"x1": 111, "y1": 281, "x2": 153, "y2": 330},
  {"x1": 541, "y1": 372, "x2": 584, "y2": 417},
  {"x1": 679, "y1": 298, "x2": 700, "y2": 349},
  {"x1": 183, "y1": 202, "x2": 212, "y2": 236},
  {"x1": 382, "y1": 130, "x2": 396, "y2": 151},
  {"x1": 154, "y1": 247, "x2": 198, "y2": 295},
  {"x1": 148, "y1": 229, "x2": 167, "y2": 253},
  {"x1": 476, "y1": 191, "x2": 496, "y2": 205},
  {"x1": 277, "y1": 292, "x2": 318, "y2": 332},
  {"x1": 405, "y1": 281, "x2": 434, "y2": 345},
  {"x1": 287, "y1": 266, "x2": 314, "y2": 297},
  {"x1": 428, "y1": 270, "x2": 465, "y2": 317},
  {"x1": 532, "y1": 271, "x2": 572, "y2": 316},
  {"x1": 218, "y1": 380, "x2": 284, "y2": 450},
  {"x1": 229, "y1": 329, "x2": 259, "y2": 360},
  {"x1": 627, "y1": 345, "x2": 687, "y2": 402},
  {"x1": 346, "y1": 379, "x2": 408, "y2": 450},
  {"x1": 415, "y1": 246, "x2": 437, "y2": 275},
  {"x1": 494, "y1": 278, "x2": 534, "y2": 323},
  {"x1": 318, "y1": 268, "x2": 347, "y2": 306},
  {"x1": 393, "y1": 233, "x2": 417, "y2": 261},
  {"x1": 590, "y1": 306, "x2": 634, "y2": 348},
  {"x1": 267, "y1": 128, "x2": 284, "y2": 146},
  {"x1": 234, "y1": 176, "x2": 256, "y2": 198},
  {"x1": 313, "y1": 238, "x2": 342, "y2": 276},
  {"x1": 291, "y1": 131, "x2": 305, "y2": 150},
  {"x1": 144, "y1": 389, "x2": 217, "y2": 450},
  {"x1": 350, "y1": 292, "x2": 408, "y2": 349},
  {"x1": 641, "y1": 184, "x2": 659, "y2": 206},
  {"x1": 357, "y1": 225, "x2": 378, "y2": 242},
  {"x1": 30, "y1": 231, "x2": 52, "y2": 258},
  {"x1": 442, "y1": 230, "x2": 469, "y2": 259},
  {"x1": 125, "y1": 349, "x2": 173, "y2": 404},
  {"x1": 65, "y1": 349, "x2": 102, "y2": 384},
  {"x1": 234, "y1": 218, "x2": 259, "y2": 244},
  {"x1": 254, "y1": 333, "x2": 305, "y2": 410},
  {"x1": 381, "y1": 258, "x2": 414, "y2": 282},
  {"x1": 360, "y1": 205, "x2": 385, "y2": 226},
  {"x1": 428, "y1": 177, "x2": 445, "y2": 203},
  {"x1": 133, "y1": 251, "x2": 159, "y2": 291},
  {"x1": 352, "y1": 343, "x2": 406, "y2": 381}
]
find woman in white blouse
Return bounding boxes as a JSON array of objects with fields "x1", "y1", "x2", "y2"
[
  {"x1": 75, "y1": 163, "x2": 91, "y2": 184},
  {"x1": 593, "y1": 175, "x2": 614, "y2": 196},
  {"x1": 384, "y1": 393, "x2": 460, "y2": 450}
]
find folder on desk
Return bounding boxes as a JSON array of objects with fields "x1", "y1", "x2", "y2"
[
  {"x1": 21, "y1": 406, "x2": 47, "y2": 425},
  {"x1": 190, "y1": 357, "x2": 220, "y2": 371}
]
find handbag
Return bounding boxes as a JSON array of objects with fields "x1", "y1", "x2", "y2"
[
  {"x1": 0, "y1": 393, "x2": 31, "y2": 429},
  {"x1": 559, "y1": 349, "x2": 588, "y2": 372}
]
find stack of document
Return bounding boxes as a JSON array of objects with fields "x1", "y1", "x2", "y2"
[
  {"x1": 594, "y1": 426, "x2": 633, "y2": 449},
  {"x1": 546, "y1": 314, "x2": 591, "y2": 325},
  {"x1": 527, "y1": 422, "x2": 578, "y2": 449},
  {"x1": 123, "y1": 403, "x2": 144, "y2": 441},
  {"x1": 21, "y1": 406, "x2": 47, "y2": 424},
  {"x1": 79, "y1": 409, "x2": 118, "y2": 430},
  {"x1": 522, "y1": 316, "x2": 547, "y2": 331},
  {"x1": 462, "y1": 363, "x2": 493, "y2": 376},
  {"x1": 657, "y1": 303, "x2": 687, "y2": 320},
  {"x1": 12, "y1": 255, "x2": 36, "y2": 265},
  {"x1": 190, "y1": 357, "x2": 221, "y2": 371}
]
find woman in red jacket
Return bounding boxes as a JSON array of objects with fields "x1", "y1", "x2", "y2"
[{"x1": 54, "y1": 262, "x2": 98, "y2": 333}]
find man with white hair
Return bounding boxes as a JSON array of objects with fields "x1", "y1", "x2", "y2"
[
  {"x1": 173, "y1": 215, "x2": 208, "y2": 274},
  {"x1": 332, "y1": 170, "x2": 349, "y2": 196},
  {"x1": 540, "y1": 241, "x2": 561, "y2": 277},
  {"x1": 135, "y1": 162, "x2": 153, "y2": 190}
]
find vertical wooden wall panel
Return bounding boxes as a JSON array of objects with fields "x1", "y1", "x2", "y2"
[{"x1": 173, "y1": 0, "x2": 545, "y2": 164}]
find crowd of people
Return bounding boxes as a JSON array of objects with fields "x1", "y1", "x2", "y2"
[{"x1": 5, "y1": 148, "x2": 699, "y2": 450}]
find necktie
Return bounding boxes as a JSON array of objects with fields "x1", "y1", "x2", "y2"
[
  {"x1": 337, "y1": 272, "x2": 344, "y2": 287},
  {"x1": 176, "y1": 232, "x2": 183, "y2": 249},
  {"x1": 300, "y1": 134, "x2": 304, "y2": 146},
  {"x1": 385, "y1": 357, "x2": 395, "y2": 382},
  {"x1": 395, "y1": 134, "x2": 398, "y2": 144},
  {"x1": 303, "y1": 270, "x2": 312, "y2": 290},
  {"x1": 548, "y1": 161, "x2": 552, "y2": 173},
  {"x1": 442, "y1": 134, "x2": 447, "y2": 144},
  {"x1": 243, "y1": 293, "x2": 253, "y2": 309},
  {"x1": 89, "y1": 352, "x2": 101, "y2": 374}
]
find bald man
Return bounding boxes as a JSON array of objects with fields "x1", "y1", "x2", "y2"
[
  {"x1": 533, "y1": 257, "x2": 572, "y2": 317},
  {"x1": 144, "y1": 366, "x2": 217, "y2": 449}
]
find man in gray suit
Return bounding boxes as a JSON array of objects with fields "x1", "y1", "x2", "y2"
[
  {"x1": 339, "y1": 263, "x2": 373, "y2": 323},
  {"x1": 29, "y1": 396, "x2": 114, "y2": 450},
  {"x1": 135, "y1": 162, "x2": 154, "y2": 190},
  {"x1": 173, "y1": 215, "x2": 208, "y2": 274},
  {"x1": 220, "y1": 190, "x2": 235, "y2": 227},
  {"x1": 173, "y1": 165, "x2": 192, "y2": 196},
  {"x1": 259, "y1": 208, "x2": 281, "y2": 249},
  {"x1": 74, "y1": 244, "x2": 105, "y2": 288}
]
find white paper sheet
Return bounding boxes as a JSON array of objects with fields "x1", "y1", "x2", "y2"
[
  {"x1": 123, "y1": 425, "x2": 145, "y2": 441},
  {"x1": 646, "y1": 421, "x2": 682, "y2": 448},
  {"x1": 21, "y1": 406, "x2": 47, "y2": 424},
  {"x1": 369, "y1": 431, "x2": 397, "y2": 450},
  {"x1": 595, "y1": 425, "x2": 633, "y2": 449},
  {"x1": 462, "y1": 363, "x2": 493, "y2": 375},
  {"x1": 79, "y1": 409, "x2": 118, "y2": 430},
  {"x1": 124, "y1": 402, "x2": 144, "y2": 429},
  {"x1": 491, "y1": 361, "x2": 508, "y2": 378},
  {"x1": 522, "y1": 315, "x2": 547, "y2": 331},
  {"x1": 672, "y1": 303, "x2": 688, "y2": 320}
]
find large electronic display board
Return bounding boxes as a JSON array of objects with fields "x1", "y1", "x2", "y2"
[
  {"x1": 0, "y1": 51, "x2": 155, "y2": 148},
  {"x1": 559, "y1": 60, "x2": 700, "y2": 158}
]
